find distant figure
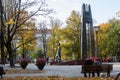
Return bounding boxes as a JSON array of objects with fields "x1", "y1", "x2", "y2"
[
  {"x1": 93, "y1": 59, "x2": 101, "y2": 65},
  {"x1": 84, "y1": 58, "x2": 93, "y2": 65},
  {"x1": 46, "y1": 57, "x2": 49, "y2": 64},
  {"x1": 84, "y1": 58, "x2": 94, "y2": 77},
  {"x1": 34, "y1": 58, "x2": 36, "y2": 64},
  {"x1": 49, "y1": 57, "x2": 52, "y2": 63}
]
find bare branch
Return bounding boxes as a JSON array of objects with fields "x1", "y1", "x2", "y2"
[{"x1": 13, "y1": 36, "x2": 42, "y2": 51}]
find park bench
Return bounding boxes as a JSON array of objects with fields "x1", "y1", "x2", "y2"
[
  {"x1": 81, "y1": 64, "x2": 113, "y2": 77},
  {"x1": 0, "y1": 66, "x2": 5, "y2": 78}
]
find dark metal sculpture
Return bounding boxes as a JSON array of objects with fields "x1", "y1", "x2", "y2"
[{"x1": 81, "y1": 4, "x2": 95, "y2": 59}]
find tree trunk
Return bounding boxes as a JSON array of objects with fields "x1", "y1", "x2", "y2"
[
  {"x1": 43, "y1": 36, "x2": 46, "y2": 58},
  {"x1": 1, "y1": 32, "x2": 5, "y2": 64},
  {"x1": 0, "y1": 0, "x2": 5, "y2": 65},
  {"x1": 6, "y1": 42, "x2": 15, "y2": 67}
]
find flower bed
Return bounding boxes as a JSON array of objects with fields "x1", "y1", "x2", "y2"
[
  {"x1": 36, "y1": 58, "x2": 46, "y2": 70},
  {"x1": 19, "y1": 58, "x2": 29, "y2": 69}
]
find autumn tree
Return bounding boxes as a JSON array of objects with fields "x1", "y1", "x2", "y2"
[
  {"x1": 16, "y1": 16, "x2": 37, "y2": 58},
  {"x1": 38, "y1": 21, "x2": 48, "y2": 58},
  {"x1": 98, "y1": 23, "x2": 111, "y2": 57},
  {"x1": 47, "y1": 18, "x2": 62, "y2": 60},
  {"x1": 47, "y1": 10, "x2": 81, "y2": 60},
  {"x1": 0, "y1": 0, "x2": 52, "y2": 67},
  {"x1": 31, "y1": 48, "x2": 43, "y2": 59},
  {"x1": 62, "y1": 10, "x2": 81, "y2": 60},
  {"x1": 98, "y1": 18, "x2": 120, "y2": 60}
]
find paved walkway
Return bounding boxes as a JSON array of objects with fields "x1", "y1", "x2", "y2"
[{"x1": 3, "y1": 63, "x2": 120, "y2": 78}]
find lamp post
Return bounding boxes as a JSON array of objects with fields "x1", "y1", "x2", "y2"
[{"x1": 94, "y1": 26, "x2": 100, "y2": 57}]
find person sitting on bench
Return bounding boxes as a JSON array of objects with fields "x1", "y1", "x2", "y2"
[
  {"x1": 92, "y1": 58, "x2": 101, "y2": 77},
  {"x1": 83, "y1": 58, "x2": 94, "y2": 77}
]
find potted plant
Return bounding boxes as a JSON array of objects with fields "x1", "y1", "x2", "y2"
[
  {"x1": 19, "y1": 58, "x2": 29, "y2": 69},
  {"x1": 36, "y1": 58, "x2": 46, "y2": 70}
]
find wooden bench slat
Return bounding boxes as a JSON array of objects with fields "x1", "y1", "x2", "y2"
[{"x1": 81, "y1": 64, "x2": 113, "y2": 77}]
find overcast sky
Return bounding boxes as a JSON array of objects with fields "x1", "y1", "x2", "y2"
[{"x1": 46, "y1": 0, "x2": 120, "y2": 26}]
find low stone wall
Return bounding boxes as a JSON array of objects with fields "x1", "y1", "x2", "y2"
[{"x1": 50, "y1": 59, "x2": 85, "y2": 65}]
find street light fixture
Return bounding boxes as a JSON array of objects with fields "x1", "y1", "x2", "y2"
[{"x1": 94, "y1": 26, "x2": 100, "y2": 57}]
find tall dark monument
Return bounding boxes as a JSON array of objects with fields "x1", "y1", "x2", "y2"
[{"x1": 81, "y1": 4, "x2": 95, "y2": 59}]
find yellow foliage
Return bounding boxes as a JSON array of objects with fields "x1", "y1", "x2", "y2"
[
  {"x1": 98, "y1": 23, "x2": 111, "y2": 43},
  {"x1": 5, "y1": 18, "x2": 15, "y2": 25},
  {"x1": 99, "y1": 23, "x2": 111, "y2": 32}
]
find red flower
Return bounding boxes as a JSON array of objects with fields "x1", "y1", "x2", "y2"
[
  {"x1": 36, "y1": 58, "x2": 46, "y2": 66},
  {"x1": 19, "y1": 58, "x2": 29, "y2": 69},
  {"x1": 19, "y1": 58, "x2": 29, "y2": 64}
]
